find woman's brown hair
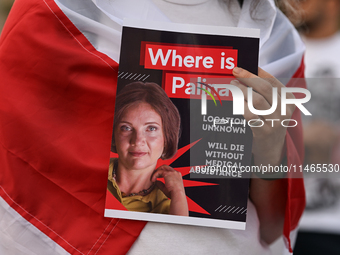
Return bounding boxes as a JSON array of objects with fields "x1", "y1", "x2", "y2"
[{"x1": 111, "y1": 82, "x2": 181, "y2": 159}]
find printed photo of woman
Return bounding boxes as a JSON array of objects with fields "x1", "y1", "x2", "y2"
[{"x1": 108, "y1": 81, "x2": 188, "y2": 216}]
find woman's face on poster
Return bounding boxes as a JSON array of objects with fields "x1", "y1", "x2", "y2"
[{"x1": 115, "y1": 102, "x2": 164, "y2": 171}]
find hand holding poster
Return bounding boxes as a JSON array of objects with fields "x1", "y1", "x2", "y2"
[{"x1": 105, "y1": 19, "x2": 260, "y2": 229}]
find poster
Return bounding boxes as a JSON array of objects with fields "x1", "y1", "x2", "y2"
[{"x1": 104, "y1": 19, "x2": 260, "y2": 229}]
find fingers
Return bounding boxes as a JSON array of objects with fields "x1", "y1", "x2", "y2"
[
  {"x1": 151, "y1": 165, "x2": 185, "y2": 198},
  {"x1": 155, "y1": 180, "x2": 170, "y2": 198},
  {"x1": 151, "y1": 165, "x2": 174, "y2": 182},
  {"x1": 230, "y1": 79, "x2": 275, "y2": 114},
  {"x1": 231, "y1": 67, "x2": 294, "y2": 137},
  {"x1": 232, "y1": 67, "x2": 283, "y2": 105},
  {"x1": 232, "y1": 67, "x2": 297, "y2": 119},
  {"x1": 231, "y1": 67, "x2": 296, "y2": 166}
]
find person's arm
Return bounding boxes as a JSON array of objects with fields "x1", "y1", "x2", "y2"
[
  {"x1": 250, "y1": 177, "x2": 287, "y2": 244},
  {"x1": 232, "y1": 66, "x2": 297, "y2": 244}
]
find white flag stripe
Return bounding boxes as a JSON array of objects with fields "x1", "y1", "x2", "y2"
[{"x1": 0, "y1": 196, "x2": 70, "y2": 255}]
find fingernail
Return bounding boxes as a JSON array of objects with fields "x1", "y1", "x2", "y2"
[
  {"x1": 233, "y1": 67, "x2": 242, "y2": 74},
  {"x1": 230, "y1": 79, "x2": 239, "y2": 85}
]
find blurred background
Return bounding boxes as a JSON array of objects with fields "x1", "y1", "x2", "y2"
[
  {"x1": 284, "y1": 1, "x2": 340, "y2": 254},
  {"x1": 0, "y1": 0, "x2": 14, "y2": 33}
]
